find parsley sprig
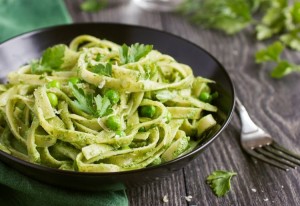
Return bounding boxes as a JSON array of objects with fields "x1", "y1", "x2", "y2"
[
  {"x1": 206, "y1": 170, "x2": 237, "y2": 197},
  {"x1": 179, "y1": 0, "x2": 258, "y2": 35},
  {"x1": 180, "y1": 0, "x2": 300, "y2": 79},
  {"x1": 90, "y1": 63, "x2": 112, "y2": 77},
  {"x1": 31, "y1": 44, "x2": 66, "y2": 74},
  {"x1": 69, "y1": 82, "x2": 112, "y2": 117},
  {"x1": 119, "y1": 43, "x2": 153, "y2": 65},
  {"x1": 256, "y1": 41, "x2": 300, "y2": 78}
]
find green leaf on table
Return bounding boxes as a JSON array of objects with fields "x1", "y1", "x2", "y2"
[
  {"x1": 80, "y1": 0, "x2": 107, "y2": 12},
  {"x1": 271, "y1": 60, "x2": 300, "y2": 78},
  {"x1": 119, "y1": 43, "x2": 153, "y2": 64},
  {"x1": 280, "y1": 30, "x2": 300, "y2": 51},
  {"x1": 255, "y1": 0, "x2": 287, "y2": 40},
  {"x1": 90, "y1": 63, "x2": 112, "y2": 77},
  {"x1": 284, "y1": 2, "x2": 300, "y2": 31},
  {"x1": 206, "y1": 170, "x2": 237, "y2": 197},
  {"x1": 179, "y1": 0, "x2": 253, "y2": 35},
  {"x1": 290, "y1": 2, "x2": 300, "y2": 24},
  {"x1": 255, "y1": 41, "x2": 284, "y2": 63}
]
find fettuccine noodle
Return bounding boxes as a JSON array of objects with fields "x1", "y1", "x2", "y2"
[{"x1": 0, "y1": 35, "x2": 219, "y2": 172}]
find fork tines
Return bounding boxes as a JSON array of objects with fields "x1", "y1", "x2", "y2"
[{"x1": 245, "y1": 141, "x2": 300, "y2": 171}]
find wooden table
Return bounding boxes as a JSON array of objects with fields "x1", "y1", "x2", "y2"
[{"x1": 65, "y1": 1, "x2": 300, "y2": 205}]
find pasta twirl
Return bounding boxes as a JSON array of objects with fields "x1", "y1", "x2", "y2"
[{"x1": 0, "y1": 35, "x2": 219, "y2": 172}]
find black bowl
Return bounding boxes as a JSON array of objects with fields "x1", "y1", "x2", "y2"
[{"x1": 0, "y1": 23, "x2": 235, "y2": 191}]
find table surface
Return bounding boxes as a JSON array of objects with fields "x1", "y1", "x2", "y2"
[{"x1": 65, "y1": 1, "x2": 300, "y2": 205}]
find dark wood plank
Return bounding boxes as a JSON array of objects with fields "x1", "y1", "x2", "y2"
[
  {"x1": 160, "y1": 13, "x2": 300, "y2": 206},
  {"x1": 127, "y1": 171, "x2": 187, "y2": 206},
  {"x1": 64, "y1": 1, "x2": 300, "y2": 205}
]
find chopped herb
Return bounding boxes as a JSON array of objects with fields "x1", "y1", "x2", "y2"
[
  {"x1": 94, "y1": 94, "x2": 111, "y2": 117},
  {"x1": 31, "y1": 61, "x2": 52, "y2": 74},
  {"x1": 31, "y1": 44, "x2": 66, "y2": 74},
  {"x1": 90, "y1": 63, "x2": 112, "y2": 77},
  {"x1": 271, "y1": 61, "x2": 300, "y2": 78},
  {"x1": 179, "y1": 0, "x2": 300, "y2": 79},
  {"x1": 179, "y1": 0, "x2": 256, "y2": 35},
  {"x1": 255, "y1": 41, "x2": 284, "y2": 63},
  {"x1": 69, "y1": 82, "x2": 112, "y2": 117},
  {"x1": 280, "y1": 29, "x2": 300, "y2": 51},
  {"x1": 206, "y1": 170, "x2": 237, "y2": 197},
  {"x1": 69, "y1": 83, "x2": 94, "y2": 114},
  {"x1": 255, "y1": 0, "x2": 287, "y2": 40},
  {"x1": 119, "y1": 43, "x2": 153, "y2": 64},
  {"x1": 41, "y1": 44, "x2": 66, "y2": 70},
  {"x1": 255, "y1": 41, "x2": 300, "y2": 78}
]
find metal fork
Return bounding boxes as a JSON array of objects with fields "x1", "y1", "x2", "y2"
[{"x1": 235, "y1": 97, "x2": 300, "y2": 171}]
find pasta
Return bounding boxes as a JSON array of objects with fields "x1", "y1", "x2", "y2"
[{"x1": 0, "y1": 35, "x2": 219, "y2": 172}]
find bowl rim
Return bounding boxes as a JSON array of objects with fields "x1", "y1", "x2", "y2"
[{"x1": 0, "y1": 22, "x2": 236, "y2": 176}]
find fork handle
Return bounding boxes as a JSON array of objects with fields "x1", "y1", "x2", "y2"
[{"x1": 235, "y1": 97, "x2": 259, "y2": 134}]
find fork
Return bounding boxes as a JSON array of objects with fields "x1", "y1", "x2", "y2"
[{"x1": 235, "y1": 97, "x2": 300, "y2": 171}]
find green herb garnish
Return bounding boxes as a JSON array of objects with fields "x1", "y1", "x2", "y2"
[
  {"x1": 119, "y1": 43, "x2": 153, "y2": 64},
  {"x1": 206, "y1": 170, "x2": 237, "y2": 197},
  {"x1": 69, "y1": 82, "x2": 112, "y2": 117},
  {"x1": 31, "y1": 44, "x2": 66, "y2": 74},
  {"x1": 90, "y1": 63, "x2": 112, "y2": 77}
]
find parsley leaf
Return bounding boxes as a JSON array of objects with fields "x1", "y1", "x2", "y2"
[
  {"x1": 119, "y1": 43, "x2": 153, "y2": 64},
  {"x1": 206, "y1": 170, "x2": 237, "y2": 197},
  {"x1": 284, "y1": 2, "x2": 300, "y2": 31},
  {"x1": 90, "y1": 63, "x2": 112, "y2": 76},
  {"x1": 255, "y1": 41, "x2": 284, "y2": 63},
  {"x1": 179, "y1": 0, "x2": 254, "y2": 35},
  {"x1": 255, "y1": 41, "x2": 300, "y2": 78},
  {"x1": 31, "y1": 61, "x2": 52, "y2": 74},
  {"x1": 80, "y1": 0, "x2": 107, "y2": 12},
  {"x1": 255, "y1": 0, "x2": 287, "y2": 40},
  {"x1": 41, "y1": 44, "x2": 66, "y2": 70},
  {"x1": 271, "y1": 61, "x2": 300, "y2": 78},
  {"x1": 94, "y1": 94, "x2": 112, "y2": 117},
  {"x1": 31, "y1": 44, "x2": 66, "y2": 74},
  {"x1": 69, "y1": 82, "x2": 112, "y2": 117},
  {"x1": 69, "y1": 83, "x2": 94, "y2": 114},
  {"x1": 280, "y1": 29, "x2": 300, "y2": 51}
]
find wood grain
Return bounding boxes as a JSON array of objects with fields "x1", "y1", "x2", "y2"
[{"x1": 65, "y1": 1, "x2": 300, "y2": 205}]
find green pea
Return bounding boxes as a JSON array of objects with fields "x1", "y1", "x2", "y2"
[
  {"x1": 47, "y1": 80, "x2": 60, "y2": 89},
  {"x1": 47, "y1": 92, "x2": 58, "y2": 107},
  {"x1": 68, "y1": 77, "x2": 80, "y2": 85},
  {"x1": 199, "y1": 92, "x2": 211, "y2": 102},
  {"x1": 106, "y1": 115, "x2": 121, "y2": 131},
  {"x1": 104, "y1": 89, "x2": 120, "y2": 104},
  {"x1": 139, "y1": 105, "x2": 156, "y2": 118}
]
